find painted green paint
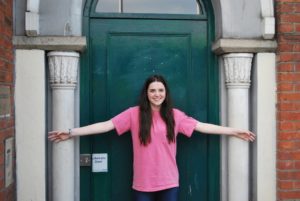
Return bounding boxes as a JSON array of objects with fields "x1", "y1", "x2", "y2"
[{"x1": 81, "y1": 1, "x2": 219, "y2": 201}]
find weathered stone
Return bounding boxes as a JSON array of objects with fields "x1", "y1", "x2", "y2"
[{"x1": 13, "y1": 36, "x2": 87, "y2": 52}]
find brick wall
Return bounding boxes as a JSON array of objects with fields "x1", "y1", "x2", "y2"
[
  {"x1": 0, "y1": 0, "x2": 15, "y2": 200},
  {"x1": 276, "y1": 0, "x2": 300, "y2": 200}
]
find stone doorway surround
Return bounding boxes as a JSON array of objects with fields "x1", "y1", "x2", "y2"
[{"x1": 13, "y1": 38, "x2": 277, "y2": 201}]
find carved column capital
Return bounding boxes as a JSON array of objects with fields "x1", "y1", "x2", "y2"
[
  {"x1": 223, "y1": 53, "x2": 253, "y2": 88},
  {"x1": 48, "y1": 51, "x2": 79, "y2": 89}
]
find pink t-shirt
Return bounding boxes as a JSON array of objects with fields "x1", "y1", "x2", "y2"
[{"x1": 111, "y1": 106, "x2": 198, "y2": 192}]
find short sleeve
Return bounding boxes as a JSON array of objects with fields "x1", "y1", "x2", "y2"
[
  {"x1": 174, "y1": 109, "x2": 198, "y2": 137},
  {"x1": 111, "y1": 108, "x2": 132, "y2": 135}
]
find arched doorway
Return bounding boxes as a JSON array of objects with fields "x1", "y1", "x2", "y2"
[{"x1": 80, "y1": 0, "x2": 219, "y2": 200}]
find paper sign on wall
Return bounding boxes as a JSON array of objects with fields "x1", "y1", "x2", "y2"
[
  {"x1": 5, "y1": 137, "x2": 13, "y2": 187},
  {"x1": 92, "y1": 153, "x2": 108, "y2": 172}
]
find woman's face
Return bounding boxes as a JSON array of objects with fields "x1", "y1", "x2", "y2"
[{"x1": 147, "y1": 81, "x2": 166, "y2": 110}]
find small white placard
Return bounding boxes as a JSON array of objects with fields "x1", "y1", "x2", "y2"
[
  {"x1": 92, "y1": 153, "x2": 108, "y2": 173},
  {"x1": 5, "y1": 137, "x2": 13, "y2": 187}
]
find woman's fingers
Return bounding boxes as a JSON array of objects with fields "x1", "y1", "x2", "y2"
[
  {"x1": 48, "y1": 131, "x2": 69, "y2": 142},
  {"x1": 48, "y1": 131, "x2": 59, "y2": 140},
  {"x1": 236, "y1": 130, "x2": 256, "y2": 142},
  {"x1": 48, "y1": 135, "x2": 60, "y2": 142},
  {"x1": 247, "y1": 131, "x2": 256, "y2": 141}
]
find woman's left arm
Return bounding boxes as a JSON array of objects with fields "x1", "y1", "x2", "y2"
[{"x1": 195, "y1": 122, "x2": 255, "y2": 142}]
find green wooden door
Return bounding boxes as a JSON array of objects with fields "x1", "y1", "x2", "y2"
[{"x1": 81, "y1": 2, "x2": 219, "y2": 201}]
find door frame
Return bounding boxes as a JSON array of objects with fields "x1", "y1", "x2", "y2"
[{"x1": 80, "y1": 0, "x2": 219, "y2": 200}]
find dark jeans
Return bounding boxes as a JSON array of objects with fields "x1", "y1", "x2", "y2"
[{"x1": 134, "y1": 187, "x2": 179, "y2": 201}]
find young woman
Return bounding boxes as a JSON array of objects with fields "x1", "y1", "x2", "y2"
[{"x1": 48, "y1": 74, "x2": 255, "y2": 201}]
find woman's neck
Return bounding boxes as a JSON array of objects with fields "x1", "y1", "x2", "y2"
[{"x1": 150, "y1": 105, "x2": 161, "y2": 112}]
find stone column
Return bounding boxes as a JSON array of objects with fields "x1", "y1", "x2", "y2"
[
  {"x1": 48, "y1": 51, "x2": 79, "y2": 201},
  {"x1": 223, "y1": 53, "x2": 253, "y2": 201}
]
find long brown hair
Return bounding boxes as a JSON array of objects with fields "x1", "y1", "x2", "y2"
[{"x1": 138, "y1": 75, "x2": 175, "y2": 146}]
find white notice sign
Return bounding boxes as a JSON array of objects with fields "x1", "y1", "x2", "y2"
[
  {"x1": 92, "y1": 153, "x2": 108, "y2": 172},
  {"x1": 5, "y1": 137, "x2": 13, "y2": 187}
]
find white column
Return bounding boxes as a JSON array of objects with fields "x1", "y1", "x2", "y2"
[
  {"x1": 252, "y1": 53, "x2": 276, "y2": 201},
  {"x1": 223, "y1": 53, "x2": 253, "y2": 201},
  {"x1": 15, "y1": 50, "x2": 46, "y2": 201},
  {"x1": 48, "y1": 51, "x2": 79, "y2": 201}
]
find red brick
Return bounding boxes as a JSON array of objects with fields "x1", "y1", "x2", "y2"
[
  {"x1": 278, "y1": 190, "x2": 300, "y2": 200},
  {"x1": 277, "y1": 102, "x2": 300, "y2": 111},
  {"x1": 278, "y1": 131, "x2": 300, "y2": 140},
  {"x1": 278, "y1": 34, "x2": 300, "y2": 43},
  {"x1": 0, "y1": 71, "x2": 12, "y2": 83},
  {"x1": 296, "y1": 84, "x2": 300, "y2": 90},
  {"x1": 294, "y1": 44, "x2": 300, "y2": 52},
  {"x1": 0, "y1": 166, "x2": 4, "y2": 179},
  {"x1": 277, "y1": 3, "x2": 295, "y2": 13},
  {"x1": 0, "y1": 38, "x2": 4, "y2": 48},
  {"x1": 6, "y1": 30, "x2": 12, "y2": 40},
  {"x1": 276, "y1": 0, "x2": 300, "y2": 2},
  {"x1": 279, "y1": 14, "x2": 300, "y2": 23},
  {"x1": 0, "y1": 190, "x2": 4, "y2": 201},
  {"x1": 278, "y1": 23, "x2": 295, "y2": 33},
  {"x1": 292, "y1": 151, "x2": 300, "y2": 160},
  {"x1": 0, "y1": 120, "x2": 12, "y2": 129},
  {"x1": 296, "y1": 23, "x2": 300, "y2": 32},
  {"x1": 294, "y1": 121, "x2": 300, "y2": 129},
  {"x1": 296, "y1": 4, "x2": 300, "y2": 12},
  {"x1": 278, "y1": 170, "x2": 300, "y2": 180},
  {"x1": 3, "y1": 40, "x2": 12, "y2": 52},
  {"x1": 0, "y1": 154, "x2": 4, "y2": 166},
  {"x1": 278, "y1": 53, "x2": 300, "y2": 62},
  {"x1": 0, "y1": 8, "x2": 3, "y2": 21},
  {"x1": 277, "y1": 63, "x2": 294, "y2": 72},
  {"x1": 5, "y1": 50, "x2": 13, "y2": 61},
  {"x1": 278, "y1": 180, "x2": 294, "y2": 189},
  {"x1": 295, "y1": 181, "x2": 300, "y2": 188},
  {"x1": 278, "y1": 111, "x2": 300, "y2": 121},
  {"x1": 0, "y1": 130, "x2": 13, "y2": 146},
  {"x1": 278, "y1": 83, "x2": 294, "y2": 91},
  {"x1": 278, "y1": 35, "x2": 289, "y2": 43},
  {"x1": 296, "y1": 63, "x2": 300, "y2": 71},
  {"x1": 0, "y1": 61, "x2": 6, "y2": 72},
  {"x1": 278, "y1": 53, "x2": 293, "y2": 62},
  {"x1": 278, "y1": 151, "x2": 293, "y2": 160},
  {"x1": 278, "y1": 150, "x2": 300, "y2": 160},
  {"x1": 292, "y1": 52, "x2": 300, "y2": 62},
  {"x1": 284, "y1": 35, "x2": 300, "y2": 41},
  {"x1": 0, "y1": 177, "x2": 4, "y2": 189},
  {"x1": 277, "y1": 72, "x2": 300, "y2": 81},
  {"x1": 278, "y1": 93, "x2": 300, "y2": 101},
  {"x1": 277, "y1": 160, "x2": 295, "y2": 169},
  {"x1": 296, "y1": 161, "x2": 300, "y2": 168},
  {"x1": 278, "y1": 141, "x2": 298, "y2": 150},
  {"x1": 0, "y1": 58, "x2": 4, "y2": 66},
  {"x1": 279, "y1": 43, "x2": 294, "y2": 51},
  {"x1": 278, "y1": 121, "x2": 295, "y2": 130}
]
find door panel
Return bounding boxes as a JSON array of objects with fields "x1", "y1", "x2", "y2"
[{"x1": 81, "y1": 18, "x2": 216, "y2": 201}]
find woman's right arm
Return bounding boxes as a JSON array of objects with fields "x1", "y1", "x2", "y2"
[{"x1": 48, "y1": 120, "x2": 115, "y2": 142}]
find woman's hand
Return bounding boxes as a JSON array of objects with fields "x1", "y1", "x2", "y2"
[
  {"x1": 195, "y1": 122, "x2": 256, "y2": 142},
  {"x1": 48, "y1": 131, "x2": 72, "y2": 143},
  {"x1": 231, "y1": 129, "x2": 256, "y2": 142}
]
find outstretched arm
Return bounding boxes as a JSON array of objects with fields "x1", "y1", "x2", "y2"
[
  {"x1": 195, "y1": 122, "x2": 255, "y2": 142},
  {"x1": 48, "y1": 120, "x2": 115, "y2": 143}
]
